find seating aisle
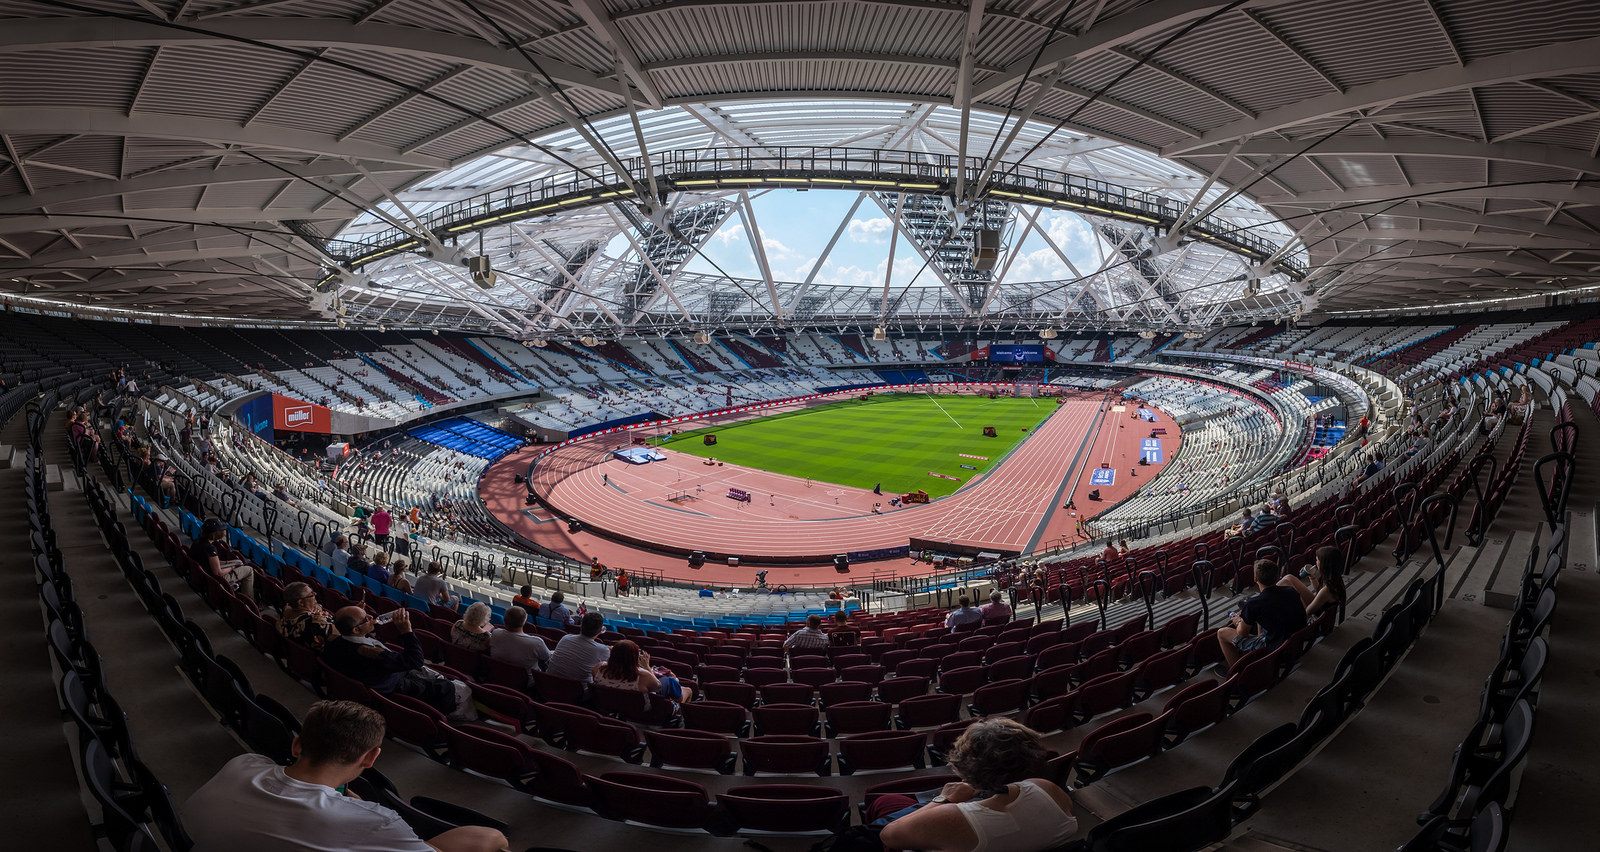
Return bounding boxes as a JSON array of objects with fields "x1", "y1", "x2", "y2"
[{"x1": 0, "y1": 411, "x2": 94, "y2": 849}]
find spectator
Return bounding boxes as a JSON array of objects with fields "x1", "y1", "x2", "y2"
[
  {"x1": 450, "y1": 602, "x2": 493, "y2": 654},
  {"x1": 367, "y1": 551, "x2": 392, "y2": 585},
  {"x1": 1218, "y1": 560, "x2": 1308, "y2": 671},
  {"x1": 1117, "y1": 539, "x2": 1130, "y2": 558},
  {"x1": 1100, "y1": 541, "x2": 1119, "y2": 564},
  {"x1": 371, "y1": 506, "x2": 393, "y2": 547},
  {"x1": 323, "y1": 608, "x2": 474, "y2": 721},
  {"x1": 511, "y1": 585, "x2": 540, "y2": 617},
  {"x1": 1362, "y1": 451, "x2": 1385, "y2": 480},
  {"x1": 538, "y1": 590, "x2": 573, "y2": 626},
  {"x1": 489, "y1": 606, "x2": 550, "y2": 681},
  {"x1": 877, "y1": 718, "x2": 1078, "y2": 851},
  {"x1": 346, "y1": 543, "x2": 370, "y2": 579},
  {"x1": 591, "y1": 639, "x2": 693, "y2": 708},
  {"x1": 1280, "y1": 546, "x2": 1347, "y2": 618},
  {"x1": 1246, "y1": 504, "x2": 1280, "y2": 533},
  {"x1": 276, "y1": 582, "x2": 334, "y2": 651},
  {"x1": 545, "y1": 611, "x2": 610, "y2": 683},
  {"x1": 1225, "y1": 508, "x2": 1252, "y2": 539},
  {"x1": 614, "y1": 568, "x2": 630, "y2": 596},
  {"x1": 389, "y1": 558, "x2": 412, "y2": 595},
  {"x1": 828, "y1": 609, "x2": 859, "y2": 647},
  {"x1": 783, "y1": 614, "x2": 830, "y2": 651},
  {"x1": 191, "y1": 517, "x2": 254, "y2": 600},
  {"x1": 184, "y1": 700, "x2": 509, "y2": 852},
  {"x1": 979, "y1": 591, "x2": 1012, "y2": 623},
  {"x1": 328, "y1": 535, "x2": 350, "y2": 573},
  {"x1": 413, "y1": 561, "x2": 453, "y2": 608},
  {"x1": 945, "y1": 597, "x2": 984, "y2": 632}
]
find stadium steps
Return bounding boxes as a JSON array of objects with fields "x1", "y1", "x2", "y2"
[
  {"x1": 1487, "y1": 398, "x2": 1600, "y2": 849},
  {"x1": 0, "y1": 412, "x2": 97, "y2": 850}
]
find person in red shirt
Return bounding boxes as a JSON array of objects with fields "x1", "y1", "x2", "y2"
[{"x1": 370, "y1": 506, "x2": 392, "y2": 547}]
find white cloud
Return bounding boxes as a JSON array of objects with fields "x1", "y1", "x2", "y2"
[
  {"x1": 846, "y1": 216, "x2": 893, "y2": 243},
  {"x1": 711, "y1": 222, "x2": 746, "y2": 245}
]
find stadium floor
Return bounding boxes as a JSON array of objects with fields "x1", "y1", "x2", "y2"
[{"x1": 479, "y1": 394, "x2": 1181, "y2": 584}]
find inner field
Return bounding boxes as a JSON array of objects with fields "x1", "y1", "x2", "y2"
[{"x1": 660, "y1": 393, "x2": 1057, "y2": 498}]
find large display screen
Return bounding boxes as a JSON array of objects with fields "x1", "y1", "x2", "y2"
[{"x1": 987, "y1": 344, "x2": 1046, "y2": 364}]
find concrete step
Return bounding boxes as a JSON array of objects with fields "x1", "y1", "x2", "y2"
[{"x1": 1483, "y1": 527, "x2": 1537, "y2": 610}]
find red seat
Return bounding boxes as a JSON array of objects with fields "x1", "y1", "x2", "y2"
[
  {"x1": 937, "y1": 665, "x2": 984, "y2": 696},
  {"x1": 704, "y1": 681, "x2": 758, "y2": 709},
  {"x1": 717, "y1": 785, "x2": 851, "y2": 834},
  {"x1": 481, "y1": 656, "x2": 532, "y2": 693},
  {"x1": 939, "y1": 650, "x2": 984, "y2": 672},
  {"x1": 646, "y1": 728, "x2": 736, "y2": 774},
  {"x1": 588, "y1": 771, "x2": 712, "y2": 830},
  {"x1": 761, "y1": 682, "x2": 816, "y2": 706},
  {"x1": 530, "y1": 670, "x2": 585, "y2": 704},
  {"x1": 1071, "y1": 711, "x2": 1166, "y2": 786},
  {"x1": 753, "y1": 703, "x2": 819, "y2": 736},
  {"x1": 838, "y1": 664, "x2": 885, "y2": 686},
  {"x1": 985, "y1": 641, "x2": 1026, "y2": 664},
  {"x1": 1036, "y1": 642, "x2": 1081, "y2": 671},
  {"x1": 1021, "y1": 693, "x2": 1078, "y2": 734},
  {"x1": 1074, "y1": 670, "x2": 1139, "y2": 724},
  {"x1": 1025, "y1": 631, "x2": 1065, "y2": 655},
  {"x1": 741, "y1": 735, "x2": 832, "y2": 776},
  {"x1": 838, "y1": 730, "x2": 926, "y2": 774},
  {"x1": 369, "y1": 692, "x2": 448, "y2": 759},
  {"x1": 968, "y1": 678, "x2": 1029, "y2": 717},
  {"x1": 824, "y1": 700, "x2": 892, "y2": 736},
  {"x1": 1158, "y1": 612, "x2": 1201, "y2": 647},
  {"x1": 1133, "y1": 645, "x2": 1191, "y2": 700},
  {"x1": 894, "y1": 692, "x2": 961, "y2": 729},
  {"x1": 1075, "y1": 646, "x2": 1122, "y2": 684},
  {"x1": 792, "y1": 667, "x2": 837, "y2": 688},
  {"x1": 1031, "y1": 663, "x2": 1077, "y2": 701},
  {"x1": 1117, "y1": 630, "x2": 1162, "y2": 668},
  {"x1": 987, "y1": 655, "x2": 1032, "y2": 682},
  {"x1": 817, "y1": 681, "x2": 874, "y2": 708},
  {"x1": 680, "y1": 700, "x2": 749, "y2": 737},
  {"x1": 590, "y1": 683, "x2": 677, "y2": 726},
  {"x1": 560, "y1": 705, "x2": 646, "y2": 763},
  {"x1": 744, "y1": 667, "x2": 788, "y2": 687},
  {"x1": 1160, "y1": 678, "x2": 1227, "y2": 746},
  {"x1": 445, "y1": 723, "x2": 535, "y2": 787},
  {"x1": 697, "y1": 664, "x2": 740, "y2": 684},
  {"x1": 876, "y1": 675, "x2": 929, "y2": 705},
  {"x1": 1224, "y1": 647, "x2": 1283, "y2": 711}
]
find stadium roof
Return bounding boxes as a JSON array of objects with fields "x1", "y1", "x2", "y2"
[{"x1": 2, "y1": 0, "x2": 1598, "y2": 330}]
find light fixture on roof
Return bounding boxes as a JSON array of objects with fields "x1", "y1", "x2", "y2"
[
  {"x1": 580, "y1": 334, "x2": 600, "y2": 347},
  {"x1": 468, "y1": 255, "x2": 496, "y2": 289},
  {"x1": 528, "y1": 337, "x2": 548, "y2": 348},
  {"x1": 1138, "y1": 329, "x2": 1157, "y2": 339},
  {"x1": 1183, "y1": 330, "x2": 1202, "y2": 339},
  {"x1": 872, "y1": 327, "x2": 887, "y2": 341},
  {"x1": 692, "y1": 330, "x2": 712, "y2": 345},
  {"x1": 1039, "y1": 328, "x2": 1058, "y2": 340}
]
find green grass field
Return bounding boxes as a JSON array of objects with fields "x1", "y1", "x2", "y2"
[{"x1": 664, "y1": 393, "x2": 1055, "y2": 498}]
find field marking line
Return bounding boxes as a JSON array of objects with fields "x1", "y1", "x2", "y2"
[{"x1": 922, "y1": 389, "x2": 964, "y2": 429}]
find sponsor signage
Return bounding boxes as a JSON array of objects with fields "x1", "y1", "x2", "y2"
[{"x1": 271, "y1": 393, "x2": 333, "y2": 433}]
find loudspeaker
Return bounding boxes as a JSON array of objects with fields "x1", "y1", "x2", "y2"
[
  {"x1": 513, "y1": 474, "x2": 526, "y2": 485},
  {"x1": 834, "y1": 554, "x2": 850, "y2": 574},
  {"x1": 972, "y1": 228, "x2": 1000, "y2": 271},
  {"x1": 567, "y1": 519, "x2": 583, "y2": 533},
  {"x1": 688, "y1": 551, "x2": 705, "y2": 569}
]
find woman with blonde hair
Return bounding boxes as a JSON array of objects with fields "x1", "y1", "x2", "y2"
[
  {"x1": 879, "y1": 718, "x2": 1078, "y2": 851},
  {"x1": 449, "y1": 601, "x2": 492, "y2": 654}
]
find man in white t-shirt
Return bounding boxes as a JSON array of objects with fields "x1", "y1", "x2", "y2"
[
  {"x1": 184, "y1": 700, "x2": 506, "y2": 852},
  {"x1": 543, "y1": 611, "x2": 610, "y2": 682},
  {"x1": 489, "y1": 606, "x2": 551, "y2": 684}
]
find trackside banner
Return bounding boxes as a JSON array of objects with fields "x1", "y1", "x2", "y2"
[{"x1": 272, "y1": 393, "x2": 333, "y2": 433}]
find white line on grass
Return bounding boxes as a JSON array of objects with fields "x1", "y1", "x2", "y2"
[{"x1": 922, "y1": 390, "x2": 964, "y2": 429}]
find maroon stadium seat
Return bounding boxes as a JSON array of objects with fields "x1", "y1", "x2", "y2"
[
  {"x1": 894, "y1": 693, "x2": 962, "y2": 729},
  {"x1": 741, "y1": 736, "x2": 833, "y2": 776},
  {"x1": 876, "y1": 675, "x2": 929, "y2": 705},
  {"x1": 824, "y1": 700, "x2": 892, "y2": 736},
  {"x1": 705, "y1": 681, "x2": 759, "y2": 709},
  {"x1": 717, "y1": 785, "x2": 851, "y2": 834},
  {"x1": 681, "y1": 700, "x2": 749, "y2": 737},
  {"x1": 1021, "y1": 693, "x2": 1079, "y2": 734},
  {"x1": 753, "y1": 703, "x2": 819, "y2": 736},
  {"x1": 588, "y1": 772, "x2": 712, "y2": 830},
  {"x1": 1072, "y1": 712, "x2": 1166, "y2": 786},
  {"x1": 838, "y1": 730, "x2": 926, "y2": 774},
  {"x1": 968, "y1": 678, "x2": 1029, "y2": 717},
  {"x1": 817, "y1": 681, "x2": 874, "y2": 708},
  {"x1": 1161, "y1": 678, "x2": 1228, "y2": 746},
  {"x1": 646, "y1": 728, "x2": 736, "y2": 774},
  {"x1": 1074, "y1": 670, "x2": 1139, "y2": 724}
]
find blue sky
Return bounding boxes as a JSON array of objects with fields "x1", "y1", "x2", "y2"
[{"x1": 608, "y1": 190, "x2": 1110, "y2": 287}]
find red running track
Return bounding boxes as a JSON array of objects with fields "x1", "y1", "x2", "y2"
[{"x1": 480, "y1": 396, "x2": 1175, "y2": 569}]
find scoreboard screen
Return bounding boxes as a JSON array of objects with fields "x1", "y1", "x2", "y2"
[{"x1": 988, "y1": 344, "x2": 1045, "y2": 364}]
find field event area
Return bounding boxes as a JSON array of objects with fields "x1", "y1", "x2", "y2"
[{"x1": 662, "y1": 393, "x2": 1055, "y2": 498}]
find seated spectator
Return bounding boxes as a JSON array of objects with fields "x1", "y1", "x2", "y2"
[
  {"x1": 191, "y1": 517, "x2": 255, "y2": 600},
  {"x1": 783, "y1": 614, "x2": 830, "y2": 651},
  {"x1": 184, "y1": 700, "x2": 508, "y2": 852},
  {"x1": 877, "y1": 718, "x2": 1078, "y2": 851},
  {"x1": 1225, "y1": 507, "x2": 1253, "y2": 539},
  {"x1": 1117, "y1": 539, "x2": 1130, "y2": 557},
  {"x1": 511, "y1": 585, "x2": 540, "y2": 617},
  {"x1": 412, "y1": 561, "x2": 453, "y2": 608},
  {"x1": 1280, "y1": 546, "x2": 1348, "y2": 618},
  {"x1": 1266, "y1": 489, "x2": 1289, "y2": 516},
  {"x1": 450, "y1": 602, "x2": 493, "y2": 654},
  {"x1": 489, "y1": 606, "x2": 550, "y2": 682},
  {"x1": 367, "y1": 551, "x2": 392, "y2": 585},
  {"x1": 828, "y1": 609, "x2": 860, "y2": 647},
  {"x1": 545, "y1": 611, "x2": 610, "y2": 683},
  {"x1": 944, "y1": 597, "x2": 984, "y2": 632},
  {"x1": 276, "y1": 582, "x2": 334, "y2": 651},
  {"x1": 1218, "y1": 560, "x2": 1308, "y2": 671},
  {"x1": 538, "y1": 590, "x2": 573, "y2": 626},
  {"x1": 1246, "y1": 504, "x2": 1280, "y2": 533},
  {"x1": 1361, "y1": 451, "x2": 1386, "y2": 480},
  {"x1": 979, "y1": 591, "x2": 1012, "y2": 623},
  {"x1": 1100, "y1": 541, "x2": 1119, "y2": 563},
  {"x1": 328, "y1": 535, "x2": 350, "y2": 573},
  {"x1": 591, "y1": 639, "x2": 693, "y2": 708},
  {"x1": 323, "y1": 608, "x2": 474, "y2": 721},
  {"x1": 346, "y1": 543, "x2": 371, "y2": 579},
  {"x1": 389, "y1": 559, "x2": 412, "y2": 595}
]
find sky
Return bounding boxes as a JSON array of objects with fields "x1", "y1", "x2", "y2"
[{"x1": 604, "y1": 189, "x2": 1111, "y2": 289}]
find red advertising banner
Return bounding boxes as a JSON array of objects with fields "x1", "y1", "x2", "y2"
[{"x1": 272, "y1": 393, "x2": 333, "y2": 433}]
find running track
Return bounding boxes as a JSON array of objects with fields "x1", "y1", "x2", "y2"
[{"x1": 496, "y1": 398, "x2": 1108, "y2": 562}]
